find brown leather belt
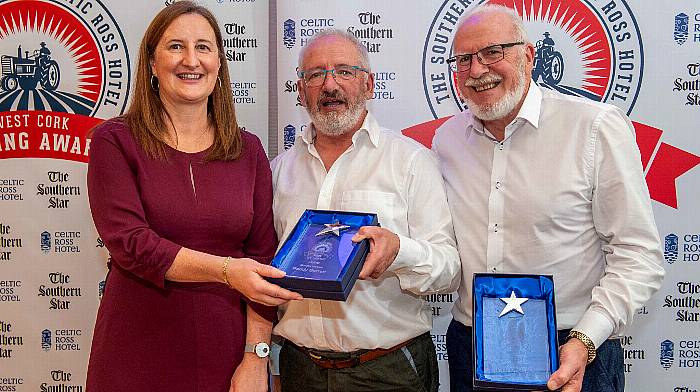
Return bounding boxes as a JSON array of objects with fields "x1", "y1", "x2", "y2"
[{"x1": 288, "y1": 338, "x2": 415, "y2": 369}]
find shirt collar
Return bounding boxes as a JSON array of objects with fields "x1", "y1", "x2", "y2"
[
  {"x1": 517, "y1": 82, "x2": 542, "y2": 129},
  {"x1": 299, "y1": 122, "x2": 315, "y2": 145},
  {"x1": 298, "y1": 110, "x2": 380, "y2": 148},
  {"x1": 465, "y1": 82, "x2": 543, "y2": 133}
]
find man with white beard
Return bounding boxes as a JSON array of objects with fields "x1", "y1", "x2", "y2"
[
  {"x1": 433, "y1": 5, "x2": 665, "y2": 392},
  {"x1": 271, "y1": 29, "x2": 460, "y2": 392}
]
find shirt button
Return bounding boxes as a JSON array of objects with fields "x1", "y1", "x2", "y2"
[
  {"x1": 499, "y1": 143, "x2": 504, "y2": 150},
  {"x1": 492, "y1": 267, "x2": 497, "y2": 272},
  {"x1": 495, "y1": 181, "x2": 501, "y2": 190},
  {"x1": 494, "y1": 224, "x2": 499, "y2": 233}
]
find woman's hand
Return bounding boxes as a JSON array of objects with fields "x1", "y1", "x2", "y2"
[
  {"x1": 226, "y1": 258, "x2": 303, "y2": 305},
  {"x1": 229, "y1": 355, "x2": 268, "y2": 392}
]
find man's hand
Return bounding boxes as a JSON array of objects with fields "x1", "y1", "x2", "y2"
[
  {"x1": 227, "y1": 258, "x2": 303, "y2": 305},
  {"x1": 547, "y1": 338, "x2": 589, "y2": 391},
  {"x1": 230, "y1": 354, "x2": 268, "y2": 392},
  {"x1": 352, "y1": 226, "x2": 400, "y2": 279}
]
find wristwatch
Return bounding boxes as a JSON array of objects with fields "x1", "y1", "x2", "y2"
[
  {"x1": 567, "y1": 330, "x2": 597, "y2": 364},
  {"x1": 244, "y1": 342, "x2": 270, "y2": 358}
]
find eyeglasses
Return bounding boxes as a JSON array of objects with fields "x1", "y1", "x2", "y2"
[
  {"x1": 446, "y1": 42, "x2": 524, "y2": 73},
  {"x1": 297, "y1": 65, "x2": 370, "y2": 87}
]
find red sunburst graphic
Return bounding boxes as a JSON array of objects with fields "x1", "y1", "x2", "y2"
[
  {"x1": 490, "y1": 0, "x2": 612, "y2": 98},
  {"x1": 0, "y1": 0, "x2": 103, "y2": 103}
]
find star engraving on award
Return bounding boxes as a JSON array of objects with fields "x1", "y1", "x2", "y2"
[
  {"x1": 498, "y1": 291, "x2": 529, "y2": 317},
  {"x1": 315, "y1": 222, "x2": 351, "y2": 237}
]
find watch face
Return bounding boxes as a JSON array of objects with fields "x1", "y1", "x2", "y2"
[{"x1": 255, "y1": 343, "x2": 270, "y2": 358}]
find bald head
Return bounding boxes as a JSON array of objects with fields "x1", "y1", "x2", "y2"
[
  {"x1": 298, "y1": 28, "x2": 370, "y2": 71},
  {"x1": 454, "y1": 4, "x2": 529, "y2": 51}
]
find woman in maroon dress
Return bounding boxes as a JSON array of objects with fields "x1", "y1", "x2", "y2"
[{"x1": 85, "y1": 2, "x2": 301, "y2": 391}]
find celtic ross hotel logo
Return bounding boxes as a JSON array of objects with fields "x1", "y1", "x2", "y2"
[
  {"x1": 41, "y1": 329, "x2": 51, "y2": 351},
  {"x1": 675, "y1": 13, "x2": 689, "y2": 45},
  {"x1": 660, "y1": 340, "x2": 675, "y2": 370},
  {"x1": 283, "y1": 19, "x2": 296, "y2": 49},
  {"x1": 665, "y1": 234, "x2": 679, "y2": 264},
  {"x1": 283, "y1": 124, "x2": 296, "y2": 150},
  {"x1": 40, "y1": 231, "x2": 51, "y2": 254}
]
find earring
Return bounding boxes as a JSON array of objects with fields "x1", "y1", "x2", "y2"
[
  {"x1": 150, "y1": 75, "x2": 159, "y2": 91},
  {"x1": 217, "y1": 76, "x2": 222, "y2": 89}
]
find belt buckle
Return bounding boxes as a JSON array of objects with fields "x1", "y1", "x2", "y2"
[
  {"x1": 308, "y1": 351, "x2": 322, "y2": 360},
  {"x1": 305, "y1": 348, "x2": 364, "y2": 369}
]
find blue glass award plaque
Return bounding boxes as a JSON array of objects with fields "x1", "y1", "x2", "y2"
[
  {"x1": 472, "y1": 273, "x2": 559, "y2": 390},
  {"x1": 268, "y1": 210, "x2": 378, "y2": 301}
]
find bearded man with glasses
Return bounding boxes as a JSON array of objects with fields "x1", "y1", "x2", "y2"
[
  {"x1": 270, "y1": 28, "x2": 460, "y2": 392},
  {"x1": 432, "y1": 5, "x2": 664, "y2": 392}
]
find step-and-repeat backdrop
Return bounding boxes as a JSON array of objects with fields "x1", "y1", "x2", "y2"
[{"x1": 1, "y1": 1, "x2": 699, "y2": 390}]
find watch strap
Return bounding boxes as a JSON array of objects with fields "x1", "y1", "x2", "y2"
[{"x1": 567, "y1": 330, "x2": 597, "y2": 365}]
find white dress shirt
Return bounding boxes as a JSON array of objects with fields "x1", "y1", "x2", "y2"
[
  {"x1": 272, "y1": 111, "x2": 460, "y2": 351},
  {"x1": 432, "y1": 84, "x2": 665, "y2": 348}
]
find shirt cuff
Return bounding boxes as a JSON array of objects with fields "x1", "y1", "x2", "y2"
[
  {"x1": 269, "y1": 336, "x2": 283, "y2": 376},
  {"x1": 572, "y1": 310, "x2": 615, "y2": 349},
  {"x1": 389, "y1": 233, "x2": 423, "y2": 272}
]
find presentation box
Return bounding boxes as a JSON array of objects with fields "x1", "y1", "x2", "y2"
[
  {"x1": 472, "y1": 273, "x2": 559, "y2": 390},
  {"x1": 268, "y1": 209, "x2": 378, "y2": 301}
]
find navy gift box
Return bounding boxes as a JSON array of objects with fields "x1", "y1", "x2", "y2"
[
  {"x1": 472, "y1": 273, "x2": 559, "y2": 390},
  {"x1": 268, "y1": 209, "x2": 378, "y2": 301}
]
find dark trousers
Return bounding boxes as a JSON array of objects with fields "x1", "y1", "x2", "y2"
[
  {"x1": 279, "y1": 332, "x2": 439, "y2": 392},
  {"x1": 446, "y1": 319, "x2": 624, "y2": 392}
]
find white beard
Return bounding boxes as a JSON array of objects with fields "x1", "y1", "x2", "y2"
[
  {"x1": 306, "y1": 91, "x2": 367, "y2": 136},
  {"x1": 462, "y1": 58, "x2": 527, "y2": 121}
]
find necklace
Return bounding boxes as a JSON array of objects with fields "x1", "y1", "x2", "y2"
[{"x1": 172, "y1": 122, "x2": 212, "y2": 152}]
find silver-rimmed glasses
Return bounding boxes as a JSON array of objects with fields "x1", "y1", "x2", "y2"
[
  {"x1": 447, "y1": 42, "x2": 524, "y2": 73},
  {"x1": 297, "y1": 65, "x2": 370, "y2": 87}
]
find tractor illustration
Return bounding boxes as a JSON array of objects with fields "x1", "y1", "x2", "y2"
[
  {"x1": 1, "y1": 42, "x2": 60, "y2": 92},
  {"x1": 532, "y1": 32, "x2": 564, "y2": 85}
]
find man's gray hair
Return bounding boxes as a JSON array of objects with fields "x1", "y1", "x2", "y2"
[
  {"x1": 297, "y1": 28, "x2": 371, "y2": 71},
  {"x1": 456, "y1": 4, "x2": 530, "y2": 46}
]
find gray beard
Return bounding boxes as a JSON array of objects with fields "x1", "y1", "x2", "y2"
[
  {"x1": 463, "y1": 60, "x2": 527, "y2": 121},
  {"x1": 308, "y1": 100, "x2": 366, "y2": 137}
]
